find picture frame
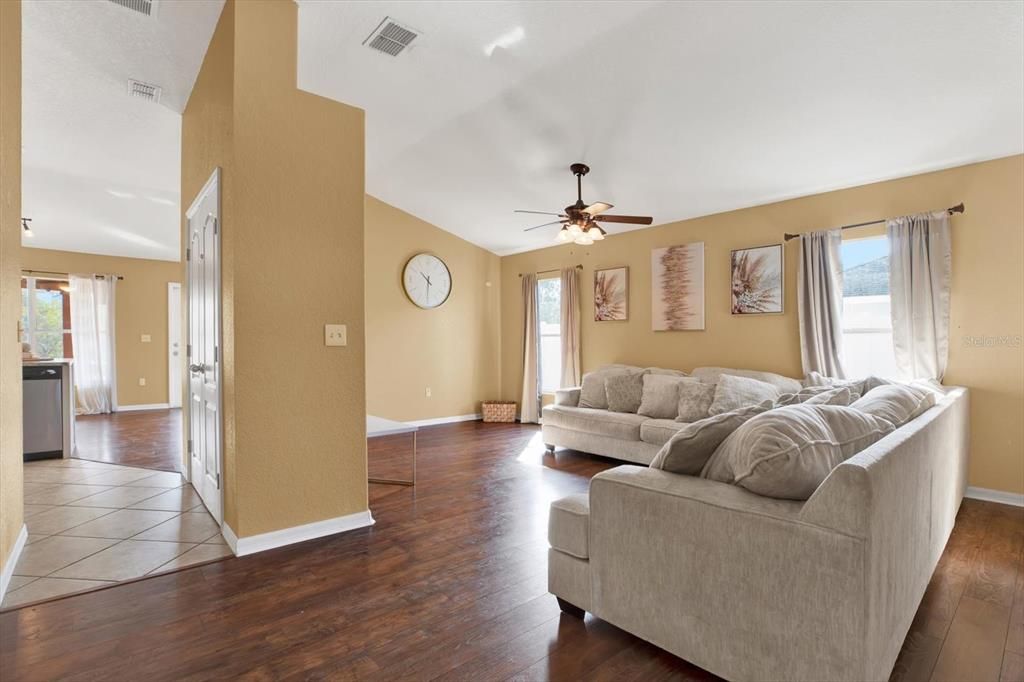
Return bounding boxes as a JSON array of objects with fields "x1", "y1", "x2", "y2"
[
  {"x1": 594, "y1": 266, "x2": 629, "y2": 321},
  {"x1": 651, "y1": 242, "x2": 705, "y2": 331},
  {"x1": 730, "y1": 243, "x2": 784, "y2": 315}
]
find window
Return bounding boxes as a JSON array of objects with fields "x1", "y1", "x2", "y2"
[
  {"x1": 537, "y1": 277, "x2": 561, "y2": 393},
  {"x1": 840, "y1": 236, "x2": 898, "y2": 379},
  {"x1": 21, "y1": 277, "x2": 73, "y2": 359}
]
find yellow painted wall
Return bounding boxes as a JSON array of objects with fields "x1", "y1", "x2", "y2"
[
  {"x1": 181, "y1": 0, "x2": 234, "y2": 526},
  {"x1": 501, "y1": 155, "x2": 1024, "y2": 495},
  {"x1": 364, "y1": 196, "x2": 501, "y2": 422},
  {"x1": 20, "y1": 248, "x2": 182, "y2": 406},
  {"x1": 0, "y1": 0, "x2": 23, "y2": 575},
  {"x1": 182, "y1": 0, "x2": 368, "y2": 537}
]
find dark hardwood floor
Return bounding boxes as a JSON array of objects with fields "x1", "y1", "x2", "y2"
[
  {"x1": 74, "y1": 408, "x2": 182, "y2": 471},
  {"x1": 2, "y1": 421, "x2": 1020, "y2": 681}
]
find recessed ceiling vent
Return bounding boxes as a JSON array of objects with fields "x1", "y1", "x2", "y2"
[
  {"x1": 128, "y1": 79, "x2": 162, "y2": 103},
  {"x1": 108, "y1": 0, "x2": 158, "y2": 17},
  {"x1": 363, "y1": 17, "x2": 419, "y2": 57}
]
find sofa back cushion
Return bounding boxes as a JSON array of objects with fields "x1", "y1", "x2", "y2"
[
  {"x1": 606, "y1": 373, "x2": 644, "y2": 413},
  {"x1": 579, "y1": 366, "x2": 642, "y2": 409},
  {"x1": 849, "y1": 383, "x2": 936, "y2": 427},
  {"x1": 702, "y1": 404, "x2": 895, "y2": 500},
  {"x1": 692, "y1": 366, "x2": 803, "y2": 394},
  {"x1": 638, "y1": 374, "x2": 690, "y2": 419},
  {"x1": 651, "y1": 401, "x2": 773, "y2": 475},
  {"x1": 676, "y1": 380, "x2": 717, "y2": 422},
  {"x1": 708, "y1": 374, "x2": 779, "y2": 416}
]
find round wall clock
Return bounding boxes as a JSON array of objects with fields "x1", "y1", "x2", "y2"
[{"x1": 402, "y1": 253, "x2": 452, "y2": 309}]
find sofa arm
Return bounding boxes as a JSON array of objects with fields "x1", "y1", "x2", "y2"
[
  {"x1": 554, "y1": 387, "x2": 581, "y2": 407},
  {"x1": 587, "y1": 466, "x2": 868, "y2": 682}
]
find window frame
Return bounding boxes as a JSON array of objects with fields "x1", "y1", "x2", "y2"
[
  {"x1": 536, "y1": 274, "x2": 562, "y2": 395},
  {"x1": 21, "y1": 276, "x2": 74, "y2": 358}
]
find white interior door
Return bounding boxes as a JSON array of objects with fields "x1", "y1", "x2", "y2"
[
  {"x1": 186, "y1": 169, "x2": 223, "y2": 523},
  {"x1": 168, "y1": 282, "x2": 182, "y2": 408}
]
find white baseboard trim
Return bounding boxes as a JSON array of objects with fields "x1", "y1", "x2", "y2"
[
  {"x1": 222, "y1": 510, "x2": 375, "y2": 557},
  {"x1": 406, "y1": 413, "x2": 481, "y2": 427},
  {"x1": 116, "y1": 403, "x2": 172, "y2": 412},
  {"x1": 0, "y1": 525, "x2": 29, "y2": 603},
  {"x1": 965, "y1": 486, "x2": 1024, "y2": 508}
]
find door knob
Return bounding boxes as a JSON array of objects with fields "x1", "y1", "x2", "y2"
[{"x1": 189, "y1": 363, "x2": 205, "y2": 374}]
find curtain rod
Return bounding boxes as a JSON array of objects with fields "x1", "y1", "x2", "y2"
[
  {"x1": 519, "y1": 264, "x2": 583, "y2": 278},
  {"x1": 22, "y1": 269, "x2": 124, "y2": 281},
  {"x1": 783, "y1": 203, "x2": 964, "y2": 242}
]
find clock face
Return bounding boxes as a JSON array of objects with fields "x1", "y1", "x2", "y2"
[{"x1": 402, "y1": 253, "x2": 452, "y2": 309}]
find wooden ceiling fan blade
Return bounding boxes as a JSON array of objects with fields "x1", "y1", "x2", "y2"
[
  {"x1": 582, "y1": 202, "x2": 613, "y2": 216},
  {"x1": 514, "y1": 209, "x2": 566, "y2": 217},
  {"x1": 593, "y1": 214, "x2": 653, "y2": 225},
  {"x1": 523, "y1": 220, "x2": 567, "y2": 232}
]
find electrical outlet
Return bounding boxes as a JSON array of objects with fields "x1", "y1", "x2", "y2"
[
  {"x1": 325, "y1": 324, "x2": 347, "y2": 347},
  {"x1": 138, "y1": 377, "x2": 146, "y2": 386},
  {"x1": 425, "y1": 387, "x2": 432, "y2": 398},
  {"x1": 140, "y1": 334, "x2": 151, "y2": 343}
]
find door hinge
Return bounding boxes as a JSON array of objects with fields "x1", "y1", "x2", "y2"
[
  {"x1": 186, "y1": 247, "x2": 191, "y2": 261},
  {"x1": 213, "y1": 218, "x2": 219, "y2": 235},
  {"x1": 186, "y1": 344, "x2": 192, "y2": 358},
  {"x1": 216, "y1": 472, "x2": 221, "y2": 487},
  {"x1": 187, "y1": 439, "x2": 193, "y2": 455},
  {"x1": 214, "y1": 345, "x2": 218, "y2": 362}
]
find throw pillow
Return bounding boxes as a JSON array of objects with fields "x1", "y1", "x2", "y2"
[
  {"x1": 605, "y1": 373, "x2": 644, "y2": 413},
  {"x1": 849, "y1": 383, "x2": 936, "y2": 427},
  {"x1": 702, "y1": 405, "x2": 895, "y2": 500},
  {"x1": 579, "y1": 366, "x2": 641, "y2": 409},
  {"x1": 774, "y1": 384, "x2": 840, "y2": 407},
  {"x1": 645, "y1": 367, "x2": 689, "y2": 377},
  {"x1": 692, "y1": 366, "x2": 803, "y2": 394},
  {"x1": 676, "y1": 381, "x2": 717, "y2": 422},
  {"x1": 707, "y1": 374, "x2": 779, "y2": 416},
  {"x1": 651, "y1": 401, "x2": 773, "y2": 475},
  {"x1": 638, "y1": 374, "x2": 688, "y2": 419}
]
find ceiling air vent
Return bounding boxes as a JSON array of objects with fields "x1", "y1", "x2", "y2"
[
  {"x1": 108, "y1": 0, "x2": 158, "y2": 17},
  {"x1": 363, "y1": 17, "x2": 419, "y2": 57},
  {"x1": 128, "y1": 79, "x2": 162, "y2": 103}
]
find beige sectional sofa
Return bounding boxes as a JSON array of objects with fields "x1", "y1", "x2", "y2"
[
  {"x1": 545, "y1": 367, "x2": 969, "y2": 681},
  {"x1": 541, "y1": 366, "x2": 802, "y2": 464}
]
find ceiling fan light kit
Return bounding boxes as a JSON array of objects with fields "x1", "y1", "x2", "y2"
[{"x1": 516, "y1": 163, "x2": 653, "y2": 246}]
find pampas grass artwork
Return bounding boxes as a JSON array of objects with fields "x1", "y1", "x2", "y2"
[
  {"x1": 594, "y1": 267, "x2": 628, "y2": 321},
  {"x1": 652, "y1": 242, "x2": 705, "y2": 330},
  {"x1": 731, "y1": 244, "x2": 783, "y2": 314}
]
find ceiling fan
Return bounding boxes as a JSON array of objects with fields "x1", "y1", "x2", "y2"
[{"x1": 516, "y1": 163, "x2": 653, "y2": 245}]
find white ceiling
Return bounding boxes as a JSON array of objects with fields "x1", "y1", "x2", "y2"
[
  {"x1": 297, "y1": 0, "x2": 1024, "y2": 256},
  {"x1": 22, "y1": 0, "x2": 223, "y2": 262}
]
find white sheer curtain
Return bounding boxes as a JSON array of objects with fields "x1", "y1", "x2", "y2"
[
  {"x1": 559, "y1": 267, "x2": 581, "y2": 388},
  {"x1": 520, "y1": 273, "x2": 540, "y2": 424},
  {"x1": 797, "y1": 229, "x2": 847, "y2": 379},
  {"x1": 888, "y1": 211, "x2": 952, "y2": 380},
  {"x1": 70, "y1": 274, "x2": 117, "y2": 414}
]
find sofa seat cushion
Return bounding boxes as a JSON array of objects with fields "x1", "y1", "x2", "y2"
[
  {"x1": 549, "y1": 493, "x2": 590, "y2": 559},
  {"x1": 640, "y1": 419, "x2": 688, "y2": 446},
  {"x1": 542, "y1": 405, "x2": 648, "y2": 441}
]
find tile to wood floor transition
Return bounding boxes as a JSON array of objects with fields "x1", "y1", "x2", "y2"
[{"x1": 2, "y1": 458, "x2": 230, "y2": 610}]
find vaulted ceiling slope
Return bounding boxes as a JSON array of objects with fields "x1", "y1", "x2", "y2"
[
  {"x1": 22, "y1": 0, "x2": 223, "y2": 261},
  {"x1": 297, "y1": 1, "x2": 1024, "y2": 255}
]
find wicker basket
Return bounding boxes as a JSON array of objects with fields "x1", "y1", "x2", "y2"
[{"x1": 481, "y1": 401, "x2": 517, "y2": 423}]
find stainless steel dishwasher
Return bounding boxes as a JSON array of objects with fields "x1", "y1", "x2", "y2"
[{"x1": 23, "y1": 365, "x2": 64, "y2": 460}]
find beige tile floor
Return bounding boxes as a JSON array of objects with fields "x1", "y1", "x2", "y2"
[{"x1": 2, "y1": 458, "x2": 233, "y2": 610}]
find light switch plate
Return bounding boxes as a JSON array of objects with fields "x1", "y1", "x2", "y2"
[
  {"x1": 139, "y1": 377, "x2": 146, "y2": 386},
  {"x1": 141, "y1": 334, "x2": 151, "y2": 343},
  {"x1": 325, "y1": 324, "x2": 347, "y2": 347}
]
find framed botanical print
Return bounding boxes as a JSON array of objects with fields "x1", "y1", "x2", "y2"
[
  {"x1": 594, "y1": 267, "x2": 628, "y2": 321},
  {"x1": 652, "y1": 242, "x2": 705, "y2": 330},
  {"x1": 730, "y1": 244, "x2": 783, "y2": 314}
]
